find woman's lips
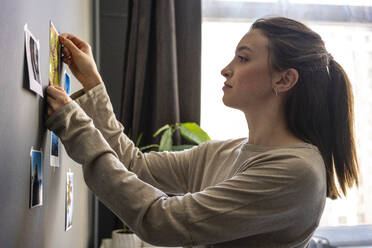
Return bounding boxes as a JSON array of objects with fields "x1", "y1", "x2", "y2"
[{"x1": 224, "y1": 82, "x2": 232, "y2": 88}]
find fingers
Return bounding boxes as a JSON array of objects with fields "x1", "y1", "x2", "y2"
[
  {"x1": 55, "y1": 85, "x2": 64, "y2": 91},
  {"x1": 50, "y1": 85, "x2": 64, "y2": 91},
  {"x1": 60, "y1": 33, "x2": 84, "y2": 45},
  {"x1": 62, "y1": 46, "x2": 73, "y2": 65},
  {"x1": 47, "y1": 86, "x2": 64, "y2": 99},
  {"x1": 46, "y1": 86, "x2": 72, "y2": 116},
  {"x1": 47, "y1": 96, "x2": 58, "y2": 110},
  {"x1": 59, "y1": 33, "x2": 90, "y2": 52},
  {"x1": 47, "y1": 85, "x2": 62, "y2": 99},
  {"x1": 62, "y1": 46, "x2": 71, "y2": 58},
  {"x1": 46, "y1": 86, "x2": 70, "y2": 104},
  {"x1": 47, "y1": 105, "x2": 53, "y2": 116},
  {"x1": 62, "y1": 56, "x2": 72, "y2": 65},
  {"x1": 59, "y1": 36, "x2": 81, "y2": 56}
]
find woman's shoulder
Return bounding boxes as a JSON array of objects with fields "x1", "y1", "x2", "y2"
[
  {"x1": 242, "y1": 141, "x2": 322, "y2": 162},
  {"x1": 244, "y1": 142, "x2": 325, "y2": 180}
]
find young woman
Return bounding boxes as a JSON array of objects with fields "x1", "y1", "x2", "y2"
[{"x1": 46, "y1": 17, "x2": 359, "y2": 247}]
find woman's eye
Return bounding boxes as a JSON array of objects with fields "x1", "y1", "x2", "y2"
[{"x1": 237, "y1": 56, "x2": 248, "y2": 63}]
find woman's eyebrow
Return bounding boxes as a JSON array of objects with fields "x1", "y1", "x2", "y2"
[{"x1": 236, "y1": 45, "x2": 253, "y2": 53}]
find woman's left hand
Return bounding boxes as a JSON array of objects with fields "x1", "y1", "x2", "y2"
[{"x1": 46, "y1": 85, "x2": 72, "y2": 117}]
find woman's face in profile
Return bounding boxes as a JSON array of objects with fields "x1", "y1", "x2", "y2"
[{"x1": 221, "y1": 29, "x2": 275, "y2": 111}]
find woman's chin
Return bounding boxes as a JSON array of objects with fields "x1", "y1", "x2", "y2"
[
  {"x1": 222, "y1": 95, "x2": 229, "y2": 106},
  {"x1": 222, "y1": 96, "x2": 236, "y2": 108},
  {"x1": 222, "y1": 96, "x2": 248, "y2": 112}
]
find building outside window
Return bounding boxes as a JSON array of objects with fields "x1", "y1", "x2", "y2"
[{"x1": 201, "y1": 0, "x2": 372, "y2": 228}]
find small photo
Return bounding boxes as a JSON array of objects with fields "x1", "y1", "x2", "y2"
[
  {"x1": 30, "y1": 149, "x2": 43, "y2": 208},
  {"x1": 64, "y1": 71, "x2": 71, "y2": 95},
  {"x1": 65, "y1": 171, "x2": 74, "y2": 231},
  {"x1": 50, "y1": 132, "x2": 59, "y2": 167},
  {"x1": 30, "y1": 36, "x2": 41, "y2": 83},
  {"x1": 24, "y1": 24, "x2": 43, "y2": 97},
  {"x1": 49, "y1": 21, "x2": 61, "y2": 86}
]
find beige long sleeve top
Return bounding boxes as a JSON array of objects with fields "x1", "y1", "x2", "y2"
[{"x1": 46, "y1": 83, "x2": 327, "y2": 248}]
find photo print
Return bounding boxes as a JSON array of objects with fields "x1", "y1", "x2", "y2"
[
  {"x1": 63, "y1": 70, "x2": 71, "y2": 95},
  {"x1": 30, "y1": 149, "x2": 43, "y2": 208},
  {"x1": 50, "y1": 132, "x2": 59, "y2": 167},
  {"x1": 24, "y1": 24, "x2": 43, "y2": 97},
  {"x1": 49, "y1": 21, "x2": 61, "y2": 86},
  {"x1": 65, "y1": 170, "x2": 74, "y2": 231}
]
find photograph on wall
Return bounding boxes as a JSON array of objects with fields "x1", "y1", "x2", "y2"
[
  {"x1": 24, "y1": 24, "x2": 43, "y2": 97},
  {"x1": 49, "y1": 21, "x2": 61, "y2": 86},
  {"x1": 63, "y1": 70, "x2": 71, "y2": 95},
  {"x1": 50, "y1": 132, "x2": 59, "y2": 167},
  {"x1": 30, "y1": 149, "x2": 43, "y2": 208},
  {"x1": 65, "y1": 170, "x2": 74, "y2": 231}
]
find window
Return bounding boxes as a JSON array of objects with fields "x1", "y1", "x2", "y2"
[
  {"x1": 289, "y1": 0, "x2": 372, "y2": 6},
  {"x1": 201, "y1": 0, "x2": 372, "y2": 227},
  {"x1": 338, "y1": 216, "x2": 348, "y2": 225}
]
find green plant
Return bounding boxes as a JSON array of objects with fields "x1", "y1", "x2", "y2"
[
  {"x1": 152, "y1": 122, "x2": 211, "y2": 151},
  {"x1": 122, "y1": 122, "x2": 210, "y2": 232},
  {"x1": 122, "y1": 223, "x2": 131, "y2": 233}
]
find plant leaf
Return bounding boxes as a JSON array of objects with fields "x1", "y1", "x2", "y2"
[
  {"x1": 139, "y1": 144, "x2": 159, "y2": 152},
  {"x1": 123, "y1": 224, "x2": 129, "y2": 233},
  {"x1": 136, "y1": 132, "x2": 143, "y2": 147},
  {"x1": 172, "y1": 145, "x2": 195, "y2": 151},
  {"x1": 179, "y1": 122, "x2": 210, "y2": 145},
  {"x1": 159, "y1": 128, "x2": 173, "y2": 151},
  {"x1": 153, "y1": 124, "x2": 170, "y2": 137}
]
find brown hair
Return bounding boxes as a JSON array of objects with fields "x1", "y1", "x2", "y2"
[{"x1": 251, "y1": 17, "x2": 359, "y2": 199}]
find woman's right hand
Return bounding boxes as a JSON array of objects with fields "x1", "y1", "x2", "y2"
[{"x1": 59, "y1": 33, "x2": 102, "y2": 92}]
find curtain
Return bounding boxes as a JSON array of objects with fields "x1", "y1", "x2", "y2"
[
  {"x1": 120, "y1": 0, "x2": 201, "y2": 146},
  {"x1": 97, "y1": 0, "x2": 201, "y2": 243}
]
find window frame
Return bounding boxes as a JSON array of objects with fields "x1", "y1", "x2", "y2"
[{"x1": 203, "y1": 0, "x2": 372, "y2": 23}]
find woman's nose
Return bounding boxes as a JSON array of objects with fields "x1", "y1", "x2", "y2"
[{"x1": 221, "y1": 66, "x2": 232, "y2": 78}]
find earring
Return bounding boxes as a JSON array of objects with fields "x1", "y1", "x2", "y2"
[{"x1": 273, "y1": 88, "x2": 278, "y2": 96}]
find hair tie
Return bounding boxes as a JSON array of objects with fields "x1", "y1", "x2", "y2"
[{"x1": 326, "y1": 53, "x2": 333, "y2": 79}]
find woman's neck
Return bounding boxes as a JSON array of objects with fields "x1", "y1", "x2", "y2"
[{"x1": 244, "y1": 106, "x2": 302, "y2": 147}]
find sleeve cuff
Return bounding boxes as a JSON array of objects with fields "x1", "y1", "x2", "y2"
[
  {"x1": 70, "y1": 88, "x2": 85, "y2": 100},
  {"x1": 70, "y1": 83, "x2": 106, "y2": 105}
]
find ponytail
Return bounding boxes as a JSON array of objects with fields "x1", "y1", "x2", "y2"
[{"x1": 325, "y1": 59, "x2": 359, "y2": 198}]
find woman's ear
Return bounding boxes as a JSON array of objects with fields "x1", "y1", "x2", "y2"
[{"x1": 273, "y1": 68, "x2": 299, "y2": 94}]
